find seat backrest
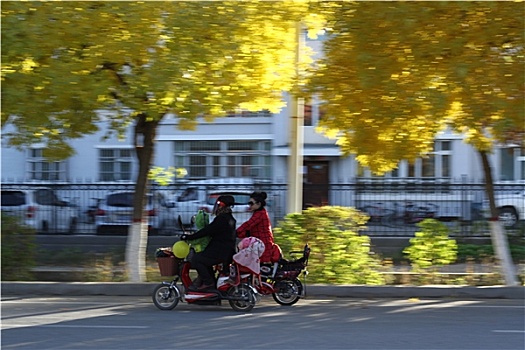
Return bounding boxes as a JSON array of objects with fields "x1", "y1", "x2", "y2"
[{"x1": 303, "y1": 243, "x2": 311, "y2": 266}]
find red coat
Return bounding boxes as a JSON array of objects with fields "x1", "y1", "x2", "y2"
[{"x1": 236, "y1": 208, "x2": 280, "y2": 263}]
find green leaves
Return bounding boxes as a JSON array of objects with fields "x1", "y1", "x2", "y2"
[
  {"x1": 274, "y1": 206, "x2": 385, "y2": 285},
  {"x1": 1, "y1": 215, "x2": 36, "y2": 281},
  {"x1": 403, "y1": 219, "x2": 458, "y2": 271}
]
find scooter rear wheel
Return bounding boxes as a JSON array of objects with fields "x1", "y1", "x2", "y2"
[
  {"x1": 227, "y1": 283, "x2": 256, "y2": 312},
  {"x1": 272, "y1": 278, "x2": 302, "y2": 306},
  {"x1": 152, "y1": 284, "x2": 180, "y2": 310}
]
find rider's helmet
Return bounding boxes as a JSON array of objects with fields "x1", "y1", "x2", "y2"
[{"x1": 212, "y1": 195, "x2": 235, "y2": 215}]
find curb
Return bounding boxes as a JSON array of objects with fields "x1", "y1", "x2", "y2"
[{"x1": 2, "y1": 282, "x2": 524, "y2": 299}]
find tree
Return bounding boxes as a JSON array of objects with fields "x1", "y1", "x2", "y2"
[
  {"x1": 309, "y1": 1, "x2": 524, "y2": 285},
  {"x1": 1, "y1": 1, "x2": 325, "y2": 281}
]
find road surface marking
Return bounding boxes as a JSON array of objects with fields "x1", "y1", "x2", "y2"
[
  {"x1": 492, "y1": 330, "x2": 525, "y2": 333},
  {"x1": 2, "y1": 306, "x2": 127, "y2": 330}
]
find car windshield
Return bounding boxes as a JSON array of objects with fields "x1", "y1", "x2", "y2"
[
  {"x1": 177, "y1": 187, "x2": 199, "y2": 202},
  {"x1": 1, "y1": 191, "x2": 26, "y2": 206},
  {"x1": 34, "y1": 189, "x2": 62, "y2": 206},
  {"x1": 107, "y1": 193, "x2": 152, "y2": 207}
]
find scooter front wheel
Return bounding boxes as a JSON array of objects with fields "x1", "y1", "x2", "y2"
[
  {"x1": 152, "y1": 284, "x2": 180, "y2": 310},
  {"x1": 227, "y1": 283, "x2": 256, "y2": 312}
]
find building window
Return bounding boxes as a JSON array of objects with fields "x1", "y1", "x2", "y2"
[
  {"x1": 408, "y1": 141, "x2": 452, "y2": 179},
  {"x1": 225, "y1": 109, "x2": 272, "y2": 118},
  {"x1": 99, "y1": 148, "x2": 133, "y2": 181},
  {"x1": 303, "y1": 98, "x2": 327, "y2": 127},
  {"x1": 358, "y1": 141, "x2": 452, "y2": 181},
  {"x1": 421, "y1": 156, "x2": 435, "y2": 178},
  {"x1": 304, "y1": 102, "x2": 313, "y2": 126},
  {"x1": 499, "y1": 146, "x2": 525, "y2": 181},
  {"x1": 28, "y1": 149, "x2": 67, "y2": 181},
  {"x1": 174, "y1": 140, "x2": 271, "y2": 180}
]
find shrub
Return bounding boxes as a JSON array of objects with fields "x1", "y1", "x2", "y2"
[
  {"x1": 457, "y1": 243, "x2": 525, "y2": 263},
  {"x1": 1, "y1": 215, "x2": 36, "y2": 280},
  {"x1": 273, "y1": 206, "x2": 386, "y2": 285},
  {"x1": 403, "y1": 219, "x2": 458, "y2": 272}
]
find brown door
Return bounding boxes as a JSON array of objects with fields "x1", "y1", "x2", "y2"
[{"x1": 303, "y1": 160, "x2": 329, "y2": 209}]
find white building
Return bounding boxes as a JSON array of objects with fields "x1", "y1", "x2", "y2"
[
  {"x1": 2, "y1": 103, "x2": 524, "y2": 185},
  {"x1": 2, "y1": 100, "x2": 525, "y2": 229}
]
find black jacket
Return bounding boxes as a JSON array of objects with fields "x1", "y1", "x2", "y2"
[{"x1": 186, "y1": 213, "x2": 237, "y2": 262}]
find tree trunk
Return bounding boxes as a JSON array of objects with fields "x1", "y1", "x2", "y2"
[
  {"x1": 479, "y1": 150, "x2": 518, "y2": 286},
  {"x1": 125, "y1": 114, "x2": 159, "y2": 282}
]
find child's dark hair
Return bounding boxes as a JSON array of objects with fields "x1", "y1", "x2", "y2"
[{"x1": 250, "y1": 191, "x2": 267, "y2": 207}]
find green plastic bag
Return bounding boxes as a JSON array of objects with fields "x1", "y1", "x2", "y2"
[{"x1": 191, "y1": 210, "x2": 211, "y2": 253}]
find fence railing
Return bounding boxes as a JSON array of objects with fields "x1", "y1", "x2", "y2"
[{"x1": 1, "y1": 182, "x2": 523, "y2": 237}]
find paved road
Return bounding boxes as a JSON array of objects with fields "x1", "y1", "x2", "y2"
[{"x1": 2, "y1": 296, "x2": 524, "y2": 350}]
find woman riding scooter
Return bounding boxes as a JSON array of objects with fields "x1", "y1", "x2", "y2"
[
  {"x1": 180, "y1": 195, "x2": 237, "y2": 291},
  {"x1": 237, "y1": 191, "x2": 281, "y2": 264}
]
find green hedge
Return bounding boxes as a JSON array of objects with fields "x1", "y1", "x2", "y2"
[
  {"x1": 274, "y1": 206, "x2": 387, "y2": 285},
  {"x1": 1, "y1": 215, "x2": 36, "y2": 280},
  {"x1": 457, "y1": 243, "x2": 525, "y2": 263},
  {"x1": 403, "y1": 219, "x2": 458, "y2": 271}
]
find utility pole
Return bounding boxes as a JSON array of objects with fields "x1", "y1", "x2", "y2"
[{"x1": 287, "y1": 22, "x2": 305, "y2": 214}]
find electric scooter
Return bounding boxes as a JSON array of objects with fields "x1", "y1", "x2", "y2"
[{"x1": 152, "y1": 217, "x2": 258, "y2": 312}]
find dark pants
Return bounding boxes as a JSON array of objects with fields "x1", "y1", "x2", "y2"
[{"x1": 191, "y1": 253, "x2": 224, "y2": 285}]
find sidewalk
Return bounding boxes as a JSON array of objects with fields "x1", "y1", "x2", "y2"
[{"x1": 2, "y1": 282, "x2": 523, "y2": 299}]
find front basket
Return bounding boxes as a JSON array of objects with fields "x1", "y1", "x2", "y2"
[{"x1": 157, "y1": 256, "x2": 181, "y2": 276}]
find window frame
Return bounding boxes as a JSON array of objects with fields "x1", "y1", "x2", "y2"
[
  {"x1": 27, "y1": 148, "x2": 67, "y2": 181},
  {"x1": 98, "y1": 148, "x2": 134, "y2": 182},
  {"x1": 174, "y1": 140, "x2": 272, "y2": 180}
]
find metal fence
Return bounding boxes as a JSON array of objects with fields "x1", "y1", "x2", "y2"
[{"x1": 1, "y1": 181, "x2": 523, "y2": 237}]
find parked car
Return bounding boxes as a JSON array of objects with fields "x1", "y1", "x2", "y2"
[
  {"x1": 95, "y1": 191, "x2": 175, "y2": 235},
  {"x1": 482, "y1": 190, "x2": 525, "y2": 228},
  {"x1": 170, "y1": 178, "x2": 255, "y2": 227},
  {"x1": 1, "y1": 187, "x2": 79, "y2": 234}
]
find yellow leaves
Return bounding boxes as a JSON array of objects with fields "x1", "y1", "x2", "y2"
[
  {"x1": 97, "y1": 95, "x2": 108, "y2": 103},
  {"x1": 390, "y1": 71, "x2": 410, "y2": 81},
  {"x1": 1, "y1": 65, "x2": 16, "y2": 77},
  {"x1": 463, "y1": 128, "x2": 493, "y2": 152},
  {"x1": 381, "y1": 95, "x2": 397, "y2": 101},
  {"x1": 316, "y1": 126, "x2": 339, "y2": 139},
  {"x1": 21, "y1": 58, "x2": 38, "y2": 73},
  {"x1": 160, "y1": 92, "x2": 175, "y2": 106},
  {"x1": 444, "y1": 101, "x2": 464, "y2": 124},
  {"x1": 148, "y1": 166, "x2": 187, "y2": 186},
  {"x1": 490, "y1": 113, "x2": 503, "y2": 121},
  {"x1": 426, "y1": 77, "x2": 448, "y2": 90}
]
